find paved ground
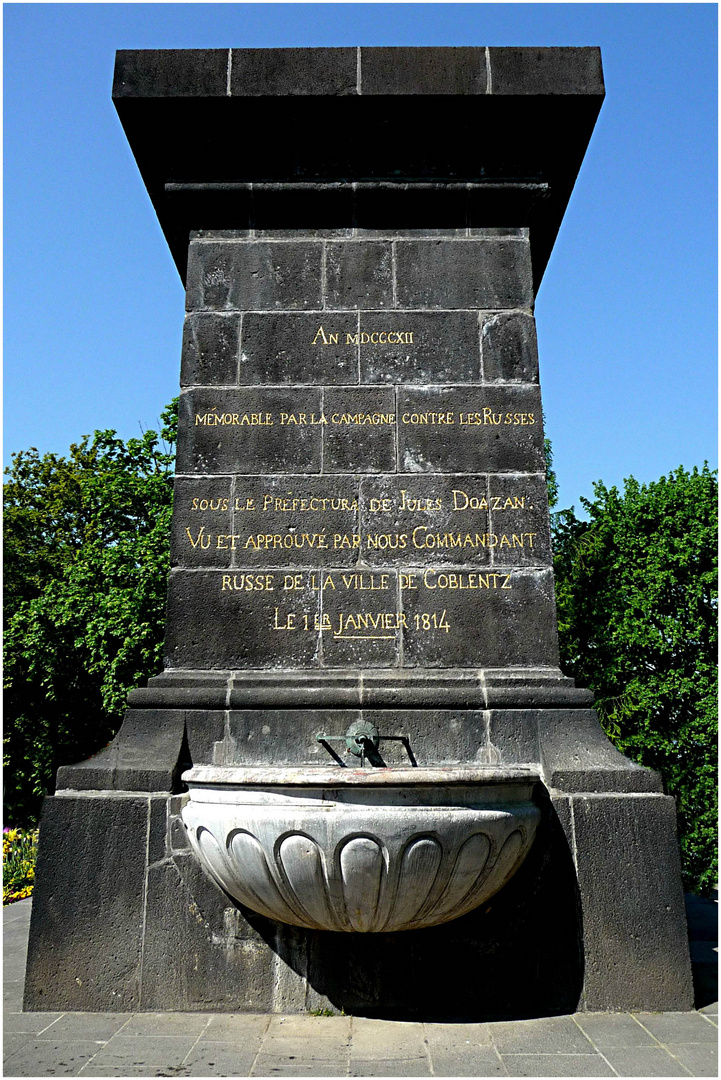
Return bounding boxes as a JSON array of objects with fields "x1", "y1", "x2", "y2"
[{"x1": 4, "y1": 897, "x2": 717, "y2": 1078}]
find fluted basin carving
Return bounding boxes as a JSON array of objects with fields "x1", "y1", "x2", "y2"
[{"x1": 181, "y1": 765, "x2": 541, "y2": 933}]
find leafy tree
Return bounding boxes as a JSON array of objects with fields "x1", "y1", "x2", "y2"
[
  {"x1": 544, "y1": 435, "x2": 559, "y2": 511},
  {"x1": 552, "y1": 465, "x2": 718, "y2": 894},
  {"x1": 3, "y1": 402, "x2": 177, "y2": 827}
]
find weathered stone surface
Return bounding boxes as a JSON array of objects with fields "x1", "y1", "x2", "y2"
[
  {"x1": 23, "y1": 795, "x2": 148, "y2": 1011},
  {"x1": 320, "y1": 568, "x2": 401, "y2": 668},
  {"x1": 401, "y1": 567, "x2": 560, "y2": 669},
  {"x1": 487, "y1": 46, "x2": 605, "y2": 96},
  {"x1": 173, "y1": 474, "x2": 360, "y2": 569},
  {"x1": 359, "y1": 311, "x2": 480, "y2": 384},
  {"x1": 164, "y1": 568, "x2": 321, "y2": 670},
  {"x1": 322, "y1": 387, "x2": 397, "y2": 472},
  {"x1": 181, "y1": 313, "x2": 240, "y2": 386},
  {"x1": 397, "y1": 385, "x2": 545, "y2": 473},
  {"x1": 240, "y1": 312, "x2": 359, "y2": 384},
  {"x1": 56, "y1": 708, "x2": 186, "y2": 792},
  {"x1": 571, "y1": 794, "x2": 694, "y2": 1011},
  {"x1": 325, "y1": 242, "x2": 394, "y2": 310},
  {"x1": 360, "y1": 46, "x2": 487, "y2": 96},
  {"x1": 113, "y1": 48, "x2": 229, "y2": 97},
  {"x1": 395, "y1": 240, "x2": 533, "y2": 309},
  {"x1": 171, "y1": 476, "x2": 234, "y2": 567},
  {"x1": 185, "y1": 241, "x2": 323, "y2": 311},
  {"x1": 539, "y1": 710, "x2": 663, "y2": 793},
  {"x1": 231, "y1": 47, "x2": 358, "y2": 97},
  {"x1": 176, "y1": 388, "x2": 323, "y2": 474},
  {"x1": 139, "y1": 855, "x2": 276, "y2": 1011},
  {"x1": 482, "y1": 311, "x2": 539, "y2": 383}
]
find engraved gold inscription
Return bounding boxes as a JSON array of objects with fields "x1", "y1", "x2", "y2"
[
  {"x1": 188, "y1": 491, "x2": 529, "y2": 515},
  {"x1": 195, "y1": 412, "x2": 273, "y2": 426},
  {"x1": 193, "y1": 406, "x2": 534, "y2": 428},
  {"x1": 402, "y1": 411, "x2": 535, "y2": 426},
  {"x1": 185, "y1": 529, "x2": 535, "y2": 552},
  {"x1": 217, "y1": 568, "x2": 516, "y2": 640},
  {"x1": 312, "y1": 325, "x2": 414, "y2": 346}
]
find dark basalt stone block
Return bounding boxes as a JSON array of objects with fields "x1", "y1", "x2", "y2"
[
  {"x1": 230, "y1": 47, "x2": 358, "y2": 98},
  {"x1": 176, "y1": 387, "x2": 323, "y2": 474},
  {"x1": 224, "y1": 709, "x2": 362, "y2": 766},
  {"x1": 164, "y1": 567, "x2": 322, "y2": 670},
  {"x1": 538, "y1": 710, "x2": 663, "y2": 793},
  {"x1": 356, "y1": 472, "x2": 551, "y2": 570},
  {"x1": 325, "y1": 241, "x2": 394, "y2": 310},
  {"x1": 482, "y1": 311, "x2": 539, "y2": 383},
  {"x1": 360, "y1": 46, "x2": 487, "y2": 97},
  {"x1": 56, "y1": 709, "x2": 186, "y2": 792},
  {"x1": 397, "y1": 385, "x2": 545, "y2": 474},
  {"x1": 359, "y1": 311, "x2": 480, "y2": 384},
  {"x1": 395, "y1": 239, "x2": 533, "y2": 309},
  {"x1": 322, "y1": 387, "x2": 397, "y2": 472},
  {"x1": 240, "y1": 312, "x2": 359, "y2": 385},
  {"x1": 320, "y1": 569, "x2": 401, "y2": 669},
  {"x1": 571, "y1": 794, "x2": 694, "y2": 1011},
  {"x1": 358, "y1": 474, "x2": 490, "y2": 568},
  {"x1": 113, "y1": 48, "x2": 229, "y2": 98},
  {"x1": 400, "y1": 566, "x2": 560, "y2": 669},
  {"x1": 139, "y1": 856, "x2": 277, "y2": 1012},
  {"x1": 171, "y1": 476, "x2": 233, "y2": 567},
  {"x1": 185, "y1": 240, "x2": 323, "y2": 311},
  {"x1": 23, "y1": 795, "x2": 149, "y2": 1012},
  {"x1": 488, "y1": 46, "x2": 605, "y2": 97},
  {"x1": 214, "y1": 473, "x2": 360, "y2": 569},
  {"x1": 181, "y1": 313, "x2": 240, "y2": 386}
]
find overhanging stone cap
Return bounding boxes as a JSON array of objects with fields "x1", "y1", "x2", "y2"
[
  {"x1": 113, "y1": 46, "x2": 604, "y2": 98},
  {"x1": 113, "y1": 46, "x2": 604, "y2": 290}
]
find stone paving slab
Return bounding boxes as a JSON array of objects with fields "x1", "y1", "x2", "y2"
[
  {"x1": 200, "y1": 1012, "x2": 272, "y2": 1043},
  {"x1": 184, "y1": 1041, "x2": 258, "y2": 1076},
  {"x1": 575, "y1": 1012, "x2": 659, "y2": 1047},
  {"x1": 634, "y1": 1011, "x2": 719, "y2": 1043},
  {"x1": 488, "y1": 1015, "x2": 597, "y2": 1054},
  {"x1": 76, "y1": 1034, "x2": 200, "y2": 1073},
  {"x1": 4, "y1": 1039, "x2": 104, "y2": 1077},
  {"x1": 348, "y1": 1059, "x2": 432, "y2": 1077},
  {"x1": 4, "y1": 897, "x2": 719, "y2": 1077},
  {"x1": 350, "y1": 1018, "x2": 426, "y2": 1060},
  {"x1": 597, "y1": 1045, "x2": 694, "y2": 1076},
  {"x1": 665, "y1": 1043, "x2": 720, "y2": 1076},
  {"x1": 500, "y1": 1053, "x2": 615, "y2": 1076},
  {"x1": 253, "y1": 1054, "x2": 352, "y2": 1076},
  {"x1": 429, "y1": 1046, "x2": 507, "y2": 1076}
]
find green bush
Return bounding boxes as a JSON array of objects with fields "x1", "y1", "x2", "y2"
[
  {"x1": 3, "y1": 402, "x2": 177, "y2": 827},
  {"x1": 552, "y1": 465, "x2": 718, "y2": 895}
]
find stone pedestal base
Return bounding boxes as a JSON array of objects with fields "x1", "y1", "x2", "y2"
[{"x1": 23, "y1": 695, "x2": 693, "y2": 1016}]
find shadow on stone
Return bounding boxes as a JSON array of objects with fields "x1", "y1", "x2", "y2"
[
  {"x1": 247, "y1": 795, "x2": 583, "y2": 1021},
  {"x1": 686, "y1": 891, "x2": 718, "y2": 1010}
]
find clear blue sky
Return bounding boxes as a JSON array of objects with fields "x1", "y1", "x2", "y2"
[{"x1": 4, "y1": 3, "x2": 717, "y2": 510}]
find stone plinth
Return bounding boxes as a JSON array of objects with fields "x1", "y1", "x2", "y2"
[{"x1": 23, "y1": 47, "x2": 693, "y2": 1018}]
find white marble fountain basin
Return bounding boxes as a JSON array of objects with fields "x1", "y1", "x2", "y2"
[{"x1": 181, "y1": 765, "x2": 541, "y2": 933}]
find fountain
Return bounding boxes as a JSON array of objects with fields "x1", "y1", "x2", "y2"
[{"x1": 23, "y1": 47, "x2": 694, "y2": 1018}]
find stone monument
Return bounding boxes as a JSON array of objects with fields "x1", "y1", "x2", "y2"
[{"x1": 24, "y1": 46, "x2": 694, "y2": 1018}]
